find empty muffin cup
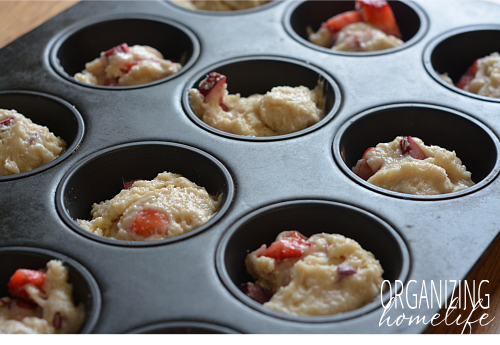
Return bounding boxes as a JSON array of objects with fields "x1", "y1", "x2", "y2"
[
  {"x1": 127, "y1": 321, "x2": 238, "y2": 334},
  {"x1": 424, "y1": 25, "x2": 500, "y2": 101},
  {"x1": 56, "y1": 141, "x2": 234, "y2": 246},
  {"x1": 0, "y1": 91, "x2": 84, "y2": 181},
  {"x1": 334, "y1": 103, "x2": 500, "y2": 199},
  {"x1": 284, "y1": 0, "x2": 427, "y2": 55},
  {"x1": 49, "y1": 15, "x2": 200, "y2": 89},
  {"x1": 0, "y1": 246, "x2": 101, "y2": 334},
  {"x1": 183, "y1": 56, "x2": 341, "y2": 140},
  {"x1": 216, "y1": 200, "x2": 409, "y2": 322}
]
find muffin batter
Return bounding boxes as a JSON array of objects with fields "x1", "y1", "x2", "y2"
[
  {"x1": 352, "y1": 136, "x2": 474, "y2": 195},
  {"x1": 0, "y1": 260, "x2": 85, "y2": 334},
  {"x1": 0, "y1": 109, "x2": 66, "y2": 176},
  {"x1": 172, "y1": 0, "x2": 270, "y2": 11},
  {"x1": 78, "y1": 172, "x2": 222, "y2": 241},
  {"x1": 440, "y1": 52, "x2": 500, "y2": 98},
  {"x1": 189, "y1": 72, "x2": 325, "y2": 137},
  {"x1": 309, "y1": 22, "x2": 403, "y2": 52},
  {"x1": 307, "y1": 0, "x2": 402, "y2": 52},
  {"x1": 74, "y1": 43, "x2": 182, "y2": 86},
  {"x1": 241, "y1": 231, "x2": 384, "y2": 316}
]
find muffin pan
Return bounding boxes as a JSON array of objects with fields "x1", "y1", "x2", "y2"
[{"x1": 1, "y1": 0, "x2": 500, "y2": 334}]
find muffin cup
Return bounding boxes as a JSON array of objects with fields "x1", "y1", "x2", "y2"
[
  {"x1": 56, "y1": 141, "x2": 234, "y2": 246},
  {"x1": 216, "y1": 200, "x2": 409, "y2": 322},
  {"x1": 424, "y1": 25, "x2": 500, "y2": 102},
  {"x1": 0, "y1": 247, "x2": 101, "y2": 334},
  {"x1": 49, "y1": 14, "x2": 200, "y2": 89},
  {"x1": 0, "y1": 90, "x2": 84, "y2": 181},
  {"x1": 333, "y1": 103, "x2": 500, "y2": 199},
  {"x1": 284, "y1": 0, "x2": 428, "y2": 56},
  {"x1": 183, "y1": 56, "x2": 341, "y2": 140}
]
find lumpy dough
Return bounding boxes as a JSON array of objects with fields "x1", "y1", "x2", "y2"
[
  {"x1": 0, "y1": 260, "x2": 85, "y2": 334},
  {"x1": 0, "y1": 109, "x2": 66, "y2": 176},
  {"x1": 74, "y1": 44, "x2": 182, "y2": 86},
  {"x1": 358, "y1": 136, "x2": 474, "y2": 195},
  {"x1": 440, "y1": 52, "x2": 500, "y2": 98},
  {"x1": 172, "y1": 0, "x2": 270, "y2": 11},
  {"x1": 77, "y1": 172, "x2": 222, "y2": 241},
  {"x1": 245, "y1": 232, "x2": 384, "y2": 316},
  {"x1": 308, "y1": 22, "x2": 403, "y2": 52},
  {"x1": 189, "y1": 81, "x2": 325, "y2": 137}
]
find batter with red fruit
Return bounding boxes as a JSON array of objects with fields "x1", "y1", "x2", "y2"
[
  {"x1": 189, "y1": 72, "x2": 325, "y2": 137},
  {"x1": 352, "y1": 136, "x2": 474, "y2": 195},
  {"x1": 172, "y1": 0, "x2": 270, "y2": 11},
  {"x1": 440, "y1": 52, "x2": 500, "y2": 99},
  {"x1": 308, "y1": 0, "x2": 403, "y2": 52},
  {"x1": 74, "y1": 43, "x2": 182, "y2": 86},
  {"x1": 240, "y1": 231, "x2": 384, "y2": 316},
  {"x1": 0, "y1": 260, "x2": 85, "y2": 334},
  {"x1": 77, "y1": 172, "x2": 221, "y2": 241}
]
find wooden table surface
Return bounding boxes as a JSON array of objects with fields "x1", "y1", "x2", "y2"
[{"x1": 0, "y1": 0, "x2": 499, "y2": 335}]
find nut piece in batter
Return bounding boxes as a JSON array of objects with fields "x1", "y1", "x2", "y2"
[
  {"x1": 439, "y1": 52, "x2": 500, "y2": 98},
  {"x1": 352, "y1": 136, "x2": 474, "y2": 195},
  {"x1": 240, "y1": 231, "x2": 384, "y2": 316},
  {"x1": 0, "y1": 260, "x2": 85, "y2": 334},
  {"x1": 0, "y1": 109, "x2": 66, "y2": 176},
  {"x1": 171, "y1": 0, "x2": 270, "y2": 11},
  {"x1": 74, "y1": 43, "x2": 182, "y2": 86},
  {"x1": 189, "y1": 72, "x2": 325, "y2": 137},
  {"x1": 307, "y1": 0, "x2": 403, "y2": 52},
  {"x1": 77, "y1": 172, "x2": 222, "y2": 241}
]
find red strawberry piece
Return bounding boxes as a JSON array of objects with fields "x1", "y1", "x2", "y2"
[
  {"x1": 337, "y1": 265, "x2": 357, "y2": 277},
  {"x1": 321, "y1": 10, "x2": 364, "y2": 33},
  {"x1": 456, "y1": 59, "x2": 479, "y2": 90},
  {"x1": 104, "y1": 43, "x2": 130, "y2": 57},
  {"x1": 355, "y1": 0, "x2": 402, "y2": 39},
  {"x1": 400, "y1": 136, "x2": 426, "y2": 160},
  {"x1": 199, "y1": 72, "x2": 228, "y2": 111},
  {"x1": 53, "y1": 312, "x2": 64, "y2": 329},
  {"x1": 0, "y1": 116, "x2": 14, "y2": 127},
  {"x1": 129, "y1": 209, "x2": 170, "y2": 237},
  {"x1": 238, "y1": 283, "x2": 273, "y2": 304},
  {"x1": 353, "y1": 158, "x2": 376, "y2": 180},
  {"x1": 337, "y1": 265, "x2": 357, "y2": 283},
  {"x1": 8, "y1": 269, "x2": 46, "y2": 301},
  {"x1": 123, "y1": 179, "x2": 141, "y2": 190},
  {"x1": 258, "y1": 231, "x2": 311, "y2": 260}
]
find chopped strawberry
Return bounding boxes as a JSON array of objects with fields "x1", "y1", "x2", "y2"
[
  {"x1": 199, "y1": 72, "x2": 228, "y2": 111},
  {"x1": 0, "y1": 116, "x2": 14, "y2": 127},
  {"x1": 337, "y1": 265, "x2": 357, "y2": 277},
  {"x1": 355, "y1": 0, "x2": 402, "y2": 39},
  {"x1": 400, "y1": 136, "x2": 426, "y2": 160},
  {"x1": 337, "y1": 265, "x2": 357, "y2": 283},
  {"x1": 353, "y1": 158, "x2": 375, "y2": 180},
  {"x1": 105, "y1": 78, "x2": 118, "y2": 86},
  {"x1": 321, "y1": 10, "x2": 363, "y2": 33},
  {"x1": 258, "y1": 231, "x2": 311, "y2": 260},
  {"x1": 362, "y1": 147, "x2": 373, "y2": 159},
  {"x1": 53, "y1": 312, "x2": 63, "y2": 329},
  {"x1": 123, "y1": 179, "x2": 141, "y2": 190},
  {"x1": 8, "y1": 269, "x2": 46, "y2": 301},
  {"x1": 129, "y1": 209, "x2": 169, "y2": 237},
  {"x1": 456, "y1": 59, "x2": 479, "y2": 90},
  {"x1": 104, "y1": 43, "x2": 130, "y2": 57},
  {"x1": 238, "y1": 283, "x2": 272, "y2": 304}
]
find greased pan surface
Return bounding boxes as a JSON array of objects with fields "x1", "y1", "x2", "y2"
[{"x1": 0, "y1": 0, "x2": 499, "y2": 334}]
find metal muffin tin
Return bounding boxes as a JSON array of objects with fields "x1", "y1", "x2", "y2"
[{"x1": 0, "y1": 0, "x2": 499, "y2": 334}]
